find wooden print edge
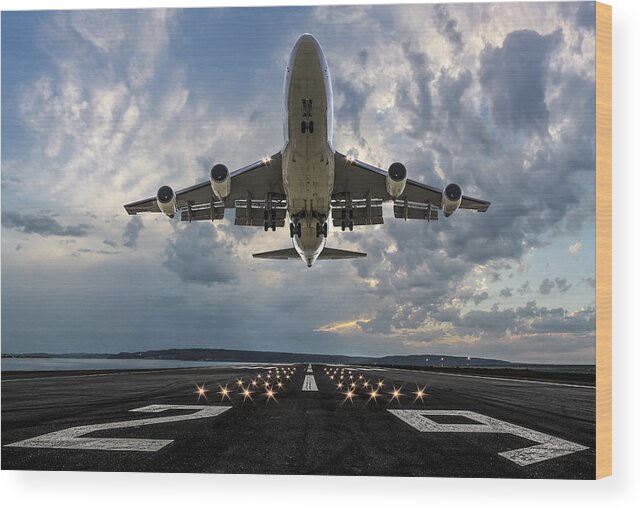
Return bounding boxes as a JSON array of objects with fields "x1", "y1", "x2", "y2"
[{"x1": 595, "y1": 1, "x2": 612, "y2": 480}]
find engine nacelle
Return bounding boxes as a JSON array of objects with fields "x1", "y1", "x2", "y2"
[
  {"x1": 441, "y1": 183, "x2": 462, "y2": 217},
  {"x1": 210, "y1": 164, "x2": 231, "y2": 199},
  {"x1": 157, "y1": 185, "x2": 177, "y2": 218},
  {"x1": 386, "y1": 162, "x2": 407, "y2": 198}
]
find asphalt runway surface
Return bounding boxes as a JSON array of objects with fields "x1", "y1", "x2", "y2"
[{"x1": 1, "y1": 364, "x2": 595, "y2": 478}]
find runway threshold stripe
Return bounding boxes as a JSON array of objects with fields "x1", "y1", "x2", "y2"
[
  {"x1": 306, "y1": 363, "x2": 313, "y2": 373},
  {"x1": 302, "y1": 374, "x2": 318, "y2": 391}
]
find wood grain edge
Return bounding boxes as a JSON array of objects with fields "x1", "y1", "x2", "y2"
[{"x1": 595, "y1": 1, "x2": 612, "y2": 480}]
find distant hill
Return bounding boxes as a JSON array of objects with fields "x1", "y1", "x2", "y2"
[{"x1": 3, "y1": 347, "x2": 512, "y2": 367}]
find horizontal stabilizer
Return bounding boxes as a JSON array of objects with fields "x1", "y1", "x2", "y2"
[
  {"x1": 253, "y1": 247, "x2": 367, "y2": 260},
  {"x1": 253, "y1": 248, "x2": 299, "y2": 260},
  {"x1": 317, "y1": 247, "x2": 366, "y2": 260}
]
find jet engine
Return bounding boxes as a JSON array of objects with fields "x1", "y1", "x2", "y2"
[
  {"x1": 210, "y1": 164, "x2": 231, "y2": 199},
  {"x1": 156, "y1": 185, "x2": 177, "y2": 218},
  {"x1": 386, "y1": 162, "x2": 407, "y2": 198},
  {"x1": 441, "y1": 183, "x2": 462, "y2": 217}
]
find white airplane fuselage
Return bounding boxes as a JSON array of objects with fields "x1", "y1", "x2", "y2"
[{"x1": 281, "y1": 34, "x2": 335, "y2": 267}]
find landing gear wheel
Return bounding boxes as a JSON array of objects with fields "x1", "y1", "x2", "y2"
[
  {"x1": 322, "y1": 222, "x2": 328, "y2": 237},
  {"x1": 308, "y1": 121, "x2": 314, "y2": 134},
  {"x1": 301, "y1": 121, "x2": 307, "y2": 134},
  {"x1": 271, "y1": 223, "x2": 276, "y2": 232},
  {"x1": 264, "y1": 222, "x2": 269, "y2": 232},
  {"x1": 348, "y1": 221, "x2": 354, "y2": 231},
  {"x1": 290, "y1": 223, "x2": 295, "y2": 238},
  {"x1": 341, "y1": 220, "x2": 346, "y2": 232},
  {"x1": 296, "y1": 223, "x2": 302, "y2": 238},
  {"x1": 316, "y1": 223, "x2": 321, "y2": 238}
]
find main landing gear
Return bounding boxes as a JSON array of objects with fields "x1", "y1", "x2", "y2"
[
  {"x1": 289, "y1": 222, "x2": 302, "y2": 238},
  {"x1": 263, "y1": 210, "x2": 277, "y2": 232},
  {"x1": 316, "y1": 222, "x2": 328, "y2": 238},
  {"x1": 340, "y1": 220, "x2": 354, "y2": 232},
  {"x1": 340, "y1": 209, "x2": 354, "y2": 231}
]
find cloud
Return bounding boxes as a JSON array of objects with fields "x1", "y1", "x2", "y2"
[
  {"x1": 1, "y1": 212, "x2": 91, "y2": 237},
  {"x1": 554, "y1": 277, "x2": 572, "y2": 293},
  {"x1": 163, "y1": 222, "x2": 238, "y2": 286},
  {"x1": 539, "y1": 278, "x2": 556, "y2": 295},
  {"x1": 122, "y1": 216, "x2": 144, "y2": 248},
  {"x1": 315, "y1": 318, "x2": 371, "y2": 333},
  {"x1": 480, "y1": 29, "x2": 562, "y2": 135},
  {"x1": 471, "y1": 292, "x2": 489, "y2": 305},
  {"x1": 569, "y1": 241, "x2": 582, "y2": 254},
  {"x1": 499, "y1": 287, "x2": 513, "y2": 298},
  {"x1": 433, "y1": 5, "x2": 463, "y2": 52},
  {"x1": 582, "y1": 277, "x2": 596, "y2": 289}
]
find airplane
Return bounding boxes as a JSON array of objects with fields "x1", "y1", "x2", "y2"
[{"x1": 124, "y1": 34, "x2": 490, "y2": 267}]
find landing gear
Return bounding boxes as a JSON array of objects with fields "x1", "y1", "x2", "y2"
[
  {"x1": 316, "y1": 222, "x2": 328, "y2": 238},
  {"x1": 340, "y1": 208, "x2": 354, "y2": 231},
  {"x1": 290, "y1": 222, "x2": 302, "y2": 238},
  {"x1": 263, "y1": 209, "x2": 277, "y2": 232},
  {"x1": 300, "y1": 120, "x2": 314, "y2": 134},
  {"x1": 340, "y1": 220, "x2": 354, "y2": 232}
]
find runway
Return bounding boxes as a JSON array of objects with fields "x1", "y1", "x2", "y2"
[{"x1": 1, "y1": 364, "x2": 595, "y2": 478}]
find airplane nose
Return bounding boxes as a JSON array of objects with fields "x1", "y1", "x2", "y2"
[{"x1": 295, "y1": 33, "x2": 319, "y2": 53}]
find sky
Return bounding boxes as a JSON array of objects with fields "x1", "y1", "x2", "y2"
[{"x1": 1, "y1": 2, "x2": 597, "y2": 363}]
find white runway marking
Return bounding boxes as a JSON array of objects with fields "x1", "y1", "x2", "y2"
[
  {"x1": 302, "y1": 374, "x2": 318, "y2": 391},
  {"x1": 389, "y1": 409, "x2": 588, "y2": 466},
  {"x1": 306, "y1": 363, "x2": 313, "y2": 373},
  {"x1": 6, "y1": 404, "x2": 231, "y2": 452}
]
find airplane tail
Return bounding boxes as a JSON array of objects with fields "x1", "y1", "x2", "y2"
[{"x1": 253, "y1": 247, "x2": 366, "y2": 260}]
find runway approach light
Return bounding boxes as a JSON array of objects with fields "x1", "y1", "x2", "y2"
[
  {"x1": 195, "y1": 385, "x2": 208, "y2": 400},
  {"x1": 389, "y1": 386, "x2": 403, "y2": 404},
  {"x1": 219, "y1": 385, "x2": 231, "y2": 401},
  {"x1": 344, "y1": 390, "x2": 355, "y2": 404},
  {"x1": 377, "y1": 380, "x2": 384, "y2": 388},
  {"x1": 241, "y1": 387, "x2": 253, "y2": 403},
  {"x1": 368, "y1": 390, "x2": 380, "y2": 403},
  {"x1": 414, "y1": 386, "x2": 427, "y2": 404}
]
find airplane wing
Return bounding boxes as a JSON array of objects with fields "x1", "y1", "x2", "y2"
[
  {"x1": 124, "y1": 153, "x2": 286, "y2": 225},
  {"x1": 332, "y1": 152, "x2": 489, "y2": 226}
]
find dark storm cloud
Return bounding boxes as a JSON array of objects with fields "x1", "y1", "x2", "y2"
[
  {"x1": 163, "y1": 222, "x2": 238, "y2": 286},
  {"x1": 103, "y1": 239, "x2": 118, "y2": 248},
  {"x1": 122, "y1": 216, "x2": 144, "y2": 248},
  {"x1": 433, "y1": 5, "x2": 463, "y2": 52},
  {"x1": 480, "y1": 29, "x2": 562, "y2": 135},
  {"x1": 1, "y1": 211, "x2": 91, "y2": 237}
]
